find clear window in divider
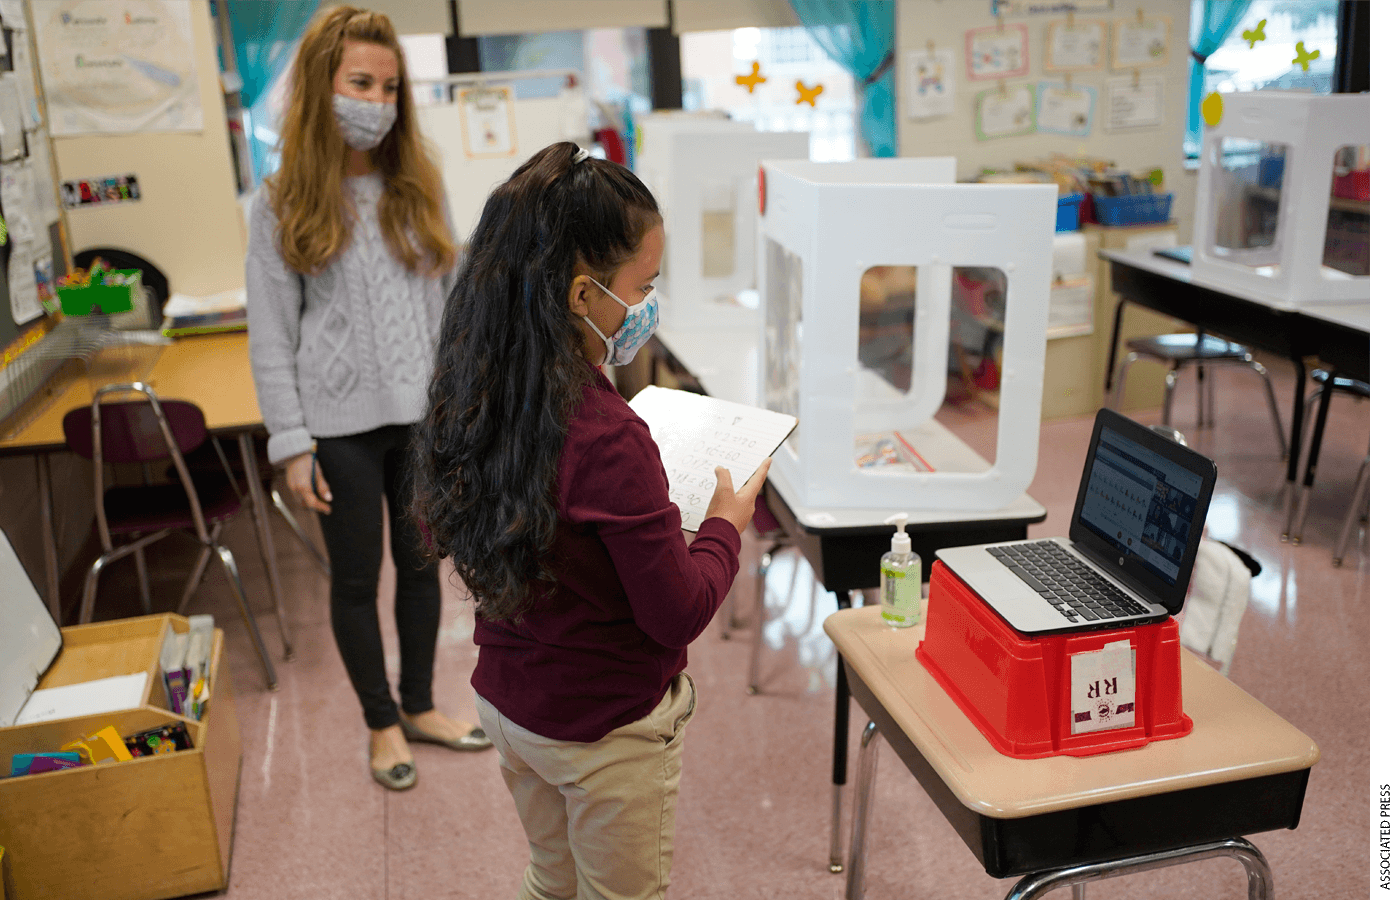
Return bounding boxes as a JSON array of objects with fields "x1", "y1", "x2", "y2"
[{"x1": 1323, "y1": 144, "x2": 1368, "y2": 278}]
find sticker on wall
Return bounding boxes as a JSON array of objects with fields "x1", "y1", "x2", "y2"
[
  {"x1": 974, "y1": 83, "x2": 1035, "y2": 140},
  {"x1": 735, "y1": 61, "x2": 767, "y2": 94},
  {"x1": 1242, "y1": 19, "x2": 1267, "y2": 49},
  {"x1": 1044, "y1": 19, "x2": 1105, "y2": 72},
  {"x1": 1036, "y1": 82, "x2": 1096, "y2": 136},
  {"x1": 1293, "y1": 41, "x2": 1320, "y2": 71},
  {"x1": 1201, "y1": 91, "x2": 1224, "y2": 128},
  {"x1": 795, "y1": 80, "x2": 823, "y2": 107},
  {"x1": 59, "y1": 173, "x2": 140, "y2": 209},
  {"x1": 965, "y1": 24, "x2": 1030, "y2": 80},
  {"x1": 906, "y1": 47, "x2": 956, "y2": 120}
]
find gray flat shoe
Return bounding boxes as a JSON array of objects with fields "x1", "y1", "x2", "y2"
[
  {"x1": 400, "y1": 715, "x2": 492, "y2": 752},
  {"x1": 371, "y1": 759, "x2": 417, "y2": 790}
]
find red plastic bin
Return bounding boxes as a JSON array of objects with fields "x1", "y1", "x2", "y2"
[{"x1": 915, "y1": 561, "x2": 1192, "y2": 759}]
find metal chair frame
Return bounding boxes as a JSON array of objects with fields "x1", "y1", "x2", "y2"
[
  {"x1": 1111, "y1": 331, "x2": 1287, "y2": 459},
  {"x1": 70, "y1": 382, "x2": 283, "y2": 689},
  {"x1": 1283, "y1": 369, "x2": 1369, "y2": 561}
]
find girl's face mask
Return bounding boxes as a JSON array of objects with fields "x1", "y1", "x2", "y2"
[
  {"x1": 581, "y1": 276, "x2": 660, "y2": 366},
  {"x1": 332, "y1": 93, "x2": 397, "y2": 151}
]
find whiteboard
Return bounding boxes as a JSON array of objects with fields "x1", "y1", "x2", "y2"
[{"x1": 420, "y1": 93, "x2": 589, "y2": 242}]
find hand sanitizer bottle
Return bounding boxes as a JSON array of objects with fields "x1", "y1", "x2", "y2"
[{"x1": 880, "y1": 513, "x2": 922, "y2": 628}]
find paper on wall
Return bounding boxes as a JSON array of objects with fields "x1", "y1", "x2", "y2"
[
  {"x1": 1045, "y1": 20, "x2": 1105, "y2": 72},
  {"x1": 0, "y1": 75, "x2": 24, "y2": 158},
  {"x1": 31, "y1": 0, "x2": 203, "y2": 135},
  {"x1": 3, "y1": 160, "x2": 43, "y2": 325},
  {"x1": 974, "y1": 84, "x2": 1035, "y2": 140},
  {"x1": 1104, "y1": 76, "x2": 1164, "y2": 130},
  {"x1": 1036, "y1": 82, "x2": 1095, "y2": 136},
  {"x1": 1111, "y1": 16, "x2": 1172, "y2": 70},
  {"x1": 905, "y1": 48, "x2": 956, "y2": 120}
]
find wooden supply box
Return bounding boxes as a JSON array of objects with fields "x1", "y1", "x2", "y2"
[{"x1": 0, "y1": 613, "x2": 241, "y2": 900}]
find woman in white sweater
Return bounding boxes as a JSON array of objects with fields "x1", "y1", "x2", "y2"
[{"x1": 246, "y1": 6, "x2": 489, "y2": 791}]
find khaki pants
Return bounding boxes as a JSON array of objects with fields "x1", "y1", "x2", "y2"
[{"x1": 476, "y1": 673, "x2": 696, "y2": 900}]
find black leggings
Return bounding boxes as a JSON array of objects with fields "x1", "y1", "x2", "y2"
[{"x1": 315, "y1": 424, "x2": 440, "y2": 730}]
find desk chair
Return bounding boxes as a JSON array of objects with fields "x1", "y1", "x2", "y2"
[
  {"x1": 1283, "y1": 369, "x2": 1369, "y2": 563},
  {"x1": 61, "y1": 383, "x2": 281, "y2": 689},
  {"x1": 1111, "y1": 331, "x2": 1287, "y2": 459}
]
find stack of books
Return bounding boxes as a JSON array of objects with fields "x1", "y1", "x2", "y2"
[{"x1": 160, "y1": 289, "x2": 247, "y2": 338}]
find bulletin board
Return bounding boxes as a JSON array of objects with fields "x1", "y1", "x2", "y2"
[{"x1": 0, "y1": 1, "x2": 67, "y2": 364}]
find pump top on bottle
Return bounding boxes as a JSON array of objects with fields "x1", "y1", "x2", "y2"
[{"x1": 879, "y1": 513, "x2": 922, "y2": 628}]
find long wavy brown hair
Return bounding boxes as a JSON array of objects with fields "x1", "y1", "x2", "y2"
[{"x1": 268, "y1": 6, "x2": 453, "y2": 276}]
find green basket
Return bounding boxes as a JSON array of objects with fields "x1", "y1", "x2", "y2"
[{"x1": 57, "y1": 270, "x2": 142, "y2": 316}]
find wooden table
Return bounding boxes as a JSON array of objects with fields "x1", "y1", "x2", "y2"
[
  {"x1": 825, "y1": 604, "x2": 1319, "y2": 899},
  {"x1": 0, "y1": 333, "x2": 292, "y2": 685}
]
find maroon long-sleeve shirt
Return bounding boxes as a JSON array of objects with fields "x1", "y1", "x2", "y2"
[{"x1": 471, "y1": 369, "x2": 742, "y2": 742}]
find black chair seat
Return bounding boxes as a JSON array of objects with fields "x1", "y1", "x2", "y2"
[
  {"x1": 104, "y1": 476, "x2": 242, "y2": 535},
  {"x1": 1124, "y1": 333, "x2": 1250, "y2": 363}
]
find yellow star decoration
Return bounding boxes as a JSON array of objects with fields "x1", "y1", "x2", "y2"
[
  {"x1": 795, "y1": 80, "x2": 824, "y2": 107},
  {"x1": 1293, "y1": 41, "x2": 1319, "y2": 71},
  {"x1": 735, "y1": 61, "x2": 767, "y2": 94},
  {"x1": 1242, "y1": 19, "x2": 1266, "y2": 49}
]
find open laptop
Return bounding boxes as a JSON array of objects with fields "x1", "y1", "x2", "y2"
[{"x1": 937, "y1": 409, "x2": 1217, "y2": 637}]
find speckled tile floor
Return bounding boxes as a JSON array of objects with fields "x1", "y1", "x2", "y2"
[{"x1": 76, "y1": 351, "x2": 1369, "y2": 898}]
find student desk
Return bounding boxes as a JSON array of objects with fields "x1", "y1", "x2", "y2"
[
  {"x1": 1099, "y1": 250, "x2": 1370, "y2": 531},
  {"x1": 649, "y1": 323, "x2": 1048, "y2": 873},
  {"x1": 0, "y1": 333, "x2": 293, "y2": 684},
  {"x1": 825, "y1": 604, "x2": 1319, "y2": 900}
]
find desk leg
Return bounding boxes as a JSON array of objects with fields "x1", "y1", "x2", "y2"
[
  {"x1": 1104, "y1": 297, "x2": 1128, "y2": 392},
  {"x1": 1280, "y1": 358, "x2": 1308, "y2": 541},
  {"x1": 238, "y1": 433, "x2": 295, "y2": 660},
  {"x1": 36, "y1": 453, "x2": 60, "y2": 623},
  {"x1": 1003, "y1": 837, "x2": 1273, "y2": 900},
  {"x1": 844, "y1": 720, "x2": 882, "y2": 900},
  {"x1": 830, "y1": 588, "x2": 864, "y2": 873},
  {"x1": 1290, "y1": 370, "x2": 1336, "y2": 544}
]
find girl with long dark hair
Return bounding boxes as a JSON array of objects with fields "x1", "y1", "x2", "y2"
[{"x1": 413, "y1": 141, "x2": 769, "y2": 899}]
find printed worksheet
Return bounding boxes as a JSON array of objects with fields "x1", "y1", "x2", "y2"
[{"x1": 629, "y1": 386, "x2": 796, "y2": 532}]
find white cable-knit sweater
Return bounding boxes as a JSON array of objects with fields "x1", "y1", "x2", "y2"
[{"x1": 246, "y1": 174, "x2": 452, "y2": 465}]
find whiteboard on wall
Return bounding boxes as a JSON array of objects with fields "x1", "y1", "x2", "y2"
[{"x1": 419, "y1": 92, "x2": 588, "y2": 242}]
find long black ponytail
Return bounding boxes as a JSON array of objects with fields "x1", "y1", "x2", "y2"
[{"x1": 412, "y1": 142, "x2": 660, "y2": 622}]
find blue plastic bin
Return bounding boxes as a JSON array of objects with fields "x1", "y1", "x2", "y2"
[
  {"x1": 1091, "y1": 192, "x2": 1174, "y2": 227},
  {"x1": 1055, "y1": 193, "x2": 1082, "y2": 232}
]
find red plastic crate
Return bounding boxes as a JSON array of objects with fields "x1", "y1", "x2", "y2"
[{"x1": 915, "y1": 561, "x2": 1192, "y2": 759}]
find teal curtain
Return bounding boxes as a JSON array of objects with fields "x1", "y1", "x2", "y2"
[
  {"x1": 788, "y1": 1, "x2": 897, "y2": 157},
  {"x1": 227, "y1": 1, "x2": 321, "y2": 181},
  {"x1": 1186, "y1": 0, "x2": 1254, "y2": 155}
]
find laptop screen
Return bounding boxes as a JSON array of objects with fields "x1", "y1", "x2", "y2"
[{"x1": 1077, "y1": 423, "x2": 1206, "y2": 586}]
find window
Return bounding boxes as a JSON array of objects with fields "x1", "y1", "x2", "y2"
[
  {"x1": 478, "y1": 29, "x2": 652, "y2": 114},
  {"x1": 680, "y1": 27, "x2": 856, "y2": 162},
  {"x1": 1185, "y1": 0, "x2": 1338, "y2": 159}
]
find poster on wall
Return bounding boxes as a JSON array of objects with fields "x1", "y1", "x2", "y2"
[
  {"x1": 1044, "y1": 20, "x2": 1105, "y2": 72},
  {"x1": 1104, "y1": 76, "x2": 1164, "y2": 130},
  {"x1": 965, "y1": 24, "x2": 1030, "y2": 80},
  {"x1": 60, "y1": 173, "x2": 141, "y2": 209},
  {"x1": 905, "y1": 47, "x2": 956, "y2": 120},
  {"x1": 1111, "y1": 16, "x2": 1172, "y2": 70},
  {"x1": 990, "y1": 0, "x2": 1113, "y2": 15},
  {"x1": 974, "y1": 84, "x2": 1036, "y2": 140},
  {"x1": 458, "y1": 85, "x2": 518, "y2": 159},
  {"x1": 3, "y1": 161, "x2": 45, "y2": 325},
  {"x1": 31, "y1": 0, "x2": 203, "y2": 135},
  {"x1": 1036, "y1": 82, "x2": 1095, "y2": 136}
]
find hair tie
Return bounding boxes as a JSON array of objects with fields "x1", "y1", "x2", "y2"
[{"x1": 572, "y1": 145, "x2": 590, "y2": 165}]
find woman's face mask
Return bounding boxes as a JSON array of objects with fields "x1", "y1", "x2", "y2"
[
  {"x1": 581, "y1": 276, "x2": 660, "y2": 367},
  {"x1": 332, "y1": 93, "x2": 397, "y2": 151}
]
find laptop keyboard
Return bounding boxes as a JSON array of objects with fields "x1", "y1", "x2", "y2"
[{"x1": 987, "y1": 541, "x2": 1150, "y2": 623}]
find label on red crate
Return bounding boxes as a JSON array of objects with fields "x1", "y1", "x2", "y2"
[{"x1": 1070, "y1": 640, "x2": 1136, "y2": 734}]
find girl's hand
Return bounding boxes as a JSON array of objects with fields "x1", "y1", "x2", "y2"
[
  {"x1": 704, "y1": 457, "x2": 772, "y2": 534},
  {"x1": 285, "y1": 451, "x2": 332, "y2": 514}
]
